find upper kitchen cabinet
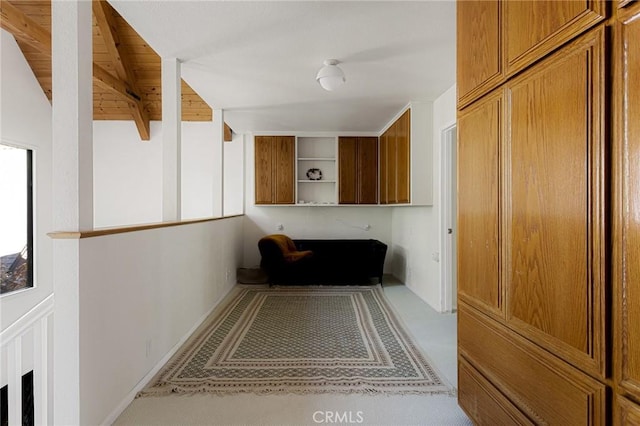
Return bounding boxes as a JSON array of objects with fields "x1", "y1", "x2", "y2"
[
  {"x1": 379, "y1": 103, "x2": 432, "y2": 206},
  {"x1": 254, "y1": 136, "x2": 295, "y2": 205}
]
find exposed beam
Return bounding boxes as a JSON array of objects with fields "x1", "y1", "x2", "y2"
[
  {"x1": 1, "y1": 0, "x2": 150, "y2": 140},
  {"x1": 93, "y1": 0, "x2": 149, "y2": 140},
  {"x1": 224, "y1": 123, "x2": 233, "y2": 142},
  {"x1": 0, "y1": 0, "x2": 51, "y2": 53}
]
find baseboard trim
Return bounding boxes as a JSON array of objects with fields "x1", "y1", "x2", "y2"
[{"x1": 101, "y1": 283, "x2": 235, "y2": 425}]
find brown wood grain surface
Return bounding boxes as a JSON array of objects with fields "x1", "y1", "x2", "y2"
[
  {"x1": 396, "y1": 110, "x2": 410, "y2": 204},
  {"x1": 457, "y1": 90, "x2": 501, "y2": 315},
  {"x1": 357, "y1": 137, "x2": 378, "y2": 204},
  {"x1": 339, "y1": 137, "x2": 358, "y2": 204}
]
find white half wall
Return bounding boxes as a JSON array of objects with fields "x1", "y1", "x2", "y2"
[
  {"x1": 0, "y1": 29, "x2": 54, "y2": 330},
  {"x1": 391, "y1": 85, "x2": 456, "y2": 311},
  {"x1": 223, "y1": 132, "x2": 244, "y2": 216},
  {"x1": 78, "y1": 216, "x2": 243, "y2": 425},
  {"x1": 242, "y1": 134, "x2": 393, "y2": 269}
]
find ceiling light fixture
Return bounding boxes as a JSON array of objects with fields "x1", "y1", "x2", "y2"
[{"x1": 316, "y1": 59, "x2": 346, "y2": 91}]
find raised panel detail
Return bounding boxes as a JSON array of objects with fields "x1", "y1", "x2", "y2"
[
  {"x1": 459, "y1": 304, "x2": 606, "y2": 425},
  {"x1": 504, "y1": 0, "x2": 605, "y2": 76},
  {"x1": 457, "y1": 0, "x2": 503, "y2": 108},
  {"x1": 616, "y1": 395, "x2": 640, "y2": 425},
  {"x1": 457, "y1": 90, "x2": 501, "y2": 316},
  {"x1": 459, "y1": 357, "x2": 534, "y2": 425},
  {"x1": 505, "y1": 28, "x2": 605, "y2": 376},
  {"x1": 615, "y1": 2, "x2": 640, "y2": 402}
]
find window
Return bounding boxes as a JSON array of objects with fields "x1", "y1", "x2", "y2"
[{"x1": 0, "y1": 144, "x2": 33, "y2": 295}]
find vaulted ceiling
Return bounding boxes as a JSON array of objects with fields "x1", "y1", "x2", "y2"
[{"x1": 0, "y1": 0, "x2": 213, "y2": 141}]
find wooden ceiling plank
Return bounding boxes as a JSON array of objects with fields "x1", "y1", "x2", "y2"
[
  {"x1": 0, "y1": 0, "x2": 51, "y2": 53},
  {"x1": 93, "y1": 0, "x2": 149, "y2": 141}
]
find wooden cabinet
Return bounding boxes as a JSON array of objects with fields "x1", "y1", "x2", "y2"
[
  {"x1": 457, "y1": 0, "x2": 605, "y2": 108},
  {"x1": 457, "y1": 89, "x2": 502, "y2": 317},
  {"x1": 504, "y1": 0, "x2": 605, "y2": 76},
  {"x1": 457, "y1": 0, "x2": 504, "y2": 108},
  {"x1": 457, "y1": 11, "x2": 610, "y2": 422},
  {"x1": 614, "y1": 2, "x2": 640, "y2": 414},
  {"x1": 254, "y1": 136, "x2": 295, "y2": 205},
  {"x1": 506, "y1": 27, "x2": 606, "y2": 377},
  {"x1": 338, "y1": 137, "x2": 378, "y2": 205},
  {"x1": 380, "y1": 110, "x2": 410, "y2": 204}
]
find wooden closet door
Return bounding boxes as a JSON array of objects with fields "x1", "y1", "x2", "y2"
[
  {"x1": 396, "y1": 111, "x2": 410, "y2": 204},
  {"x1": 614, "y1": 2, "x2": 640, "y2": 405},
  {"x1": 339, "y1": 137, "x2": 358, "y2": 204},
  {"x1": 273, "y1": 136, "x2": 295, "y2": 204},
  {"x1": 457, "y1": 0, "x2": 503, "y2": 108},
  {"x1": 504, "y1": 0, "x2": 605, "y2": 76},
  {"x1": 254, "y1": 136, "x2": 274, "y2": 204},
  {"x1": 457, "y1": 90, "x2": 502, "y2": 316},
  {"x1": 357, "y1": 137, "x2": 378, "y2": 204},
  {"x1": 505, "y1": 28, "x2": 605, "y2": 377}
]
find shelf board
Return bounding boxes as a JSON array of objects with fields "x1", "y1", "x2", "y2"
[
  {"x1": 297, "y1": 180, "x2": 336, "y2": 183},
  {"x1": 298, "y1": 157, "x2": 336, "y2": 161}
]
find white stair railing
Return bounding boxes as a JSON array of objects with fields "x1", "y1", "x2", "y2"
[{"x1": 1, "y1": 295, "x2": 53, "y2": 425}]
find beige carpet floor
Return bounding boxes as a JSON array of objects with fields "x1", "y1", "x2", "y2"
[{"x1": 114, "y1": 281, "x2": 471, "y2": 425}]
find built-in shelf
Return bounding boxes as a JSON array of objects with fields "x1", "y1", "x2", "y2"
[{"x1": 296, "y1": 136, "x2": 338, "y2": 204}]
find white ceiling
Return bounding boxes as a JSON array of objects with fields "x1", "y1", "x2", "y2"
[{"x1": 111, "y1": 1, "x2": 456, "y2": 134}]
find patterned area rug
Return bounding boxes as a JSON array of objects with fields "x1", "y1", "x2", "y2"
[{"x1": 139, "y1": 286, "x2": 452, "y2": 397}]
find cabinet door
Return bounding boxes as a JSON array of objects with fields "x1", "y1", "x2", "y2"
[
  {"x1": 379, "y1": 133, "x2": 388, "y2": 204},
  {"x1": 387, "y1": 124, "x2": 397, "y2": 204},
  {"x1": 254, "y1": 136, "x2": 274, "y2": 204},
  {"x1": 615, "y1": 2, "x2": 640, "y2": 403},
  {"x1": 339, "y1": 137, "x2": 358, "y2": 204},
  {"x1": 457, "y1": 90, "x2": 502, "y2": 316},
  {"x1": 273, "y1": 136, "x2": 295, "y2": 204},
  {"x1": 506, "y1": 28, "x2": 605, "y2": 377},
  {"x1": 357, "y1": 137, "x2": 378, "y2": 204},
  {"x1": 396, "y1": 111, "x2": 410, "y2": 204},
  {"x1": 457, "y1": 0, "x2": 503, "y2": 108},
  {"x1": 504, "y1": 0, "x2": 605, "y2": 76}
]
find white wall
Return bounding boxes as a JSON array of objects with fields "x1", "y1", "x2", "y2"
[
  {"x1": 93, "y1": 121, "x2": 163, "y2": 227},
  {"x1": 94, "y1": 120, "x2": 243, "y2": 226},
  {"x1": 78, "y1": 216, "x2": 243, "y2": 425},
  {"x1": 242, "y1": 134, "x2": 393, "y2": 269},
  {"x1": 391, "y1": 85, "x2": 456, "y2": 311},
  {"x1": 181, "y1": 121, "x2": 216, "y2": 219},
  {"x1": 224, "y1": 132, "x2": 244, "y2": 216},
  {"x1": 0, "y1": 29, "x2": 54, "y2": 330}
]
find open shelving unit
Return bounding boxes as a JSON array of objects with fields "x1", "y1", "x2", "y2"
[{"x1": 296, "y1": 136, "x2": 338, "y2": 205}]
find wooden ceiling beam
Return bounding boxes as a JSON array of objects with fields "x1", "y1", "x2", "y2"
[
  {"x1": 93, "y1": 0, "x2": 149, "y2": 140},
  {"x1": 1, "y1": 0, "x2": 150, "y2": 140},
  {"x1": 0, "y1": 0, "x2": 51, "y2": 54}
]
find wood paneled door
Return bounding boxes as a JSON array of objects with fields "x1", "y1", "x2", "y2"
[
  {"x1": 254, "y1": 136, "x2": 295, "y2": 205},
  {"x1": 457, "y1": 89, "x2": 502, "y2": 318},
  {"x1": 338, "y1": 137, "x2": 378, "y2": 205},
  {"x1": 505, "y1": 27, "x2": 606, "y2": 378},
  {"x1": 614, "y1": 1, "x2": 640, "y2": 411}
]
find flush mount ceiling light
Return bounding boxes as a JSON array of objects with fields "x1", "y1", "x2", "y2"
[{"x1": 316, "y1": 59, "x2": 346, "y2": 91}]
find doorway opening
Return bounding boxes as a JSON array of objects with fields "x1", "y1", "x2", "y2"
[{"x1": 441, "y1": 124, "x2": 457, "y2": 312}]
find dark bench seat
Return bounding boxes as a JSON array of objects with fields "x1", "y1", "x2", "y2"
[{"x1": 258, "y1": 235, "x2": 387, "y2": 285}]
